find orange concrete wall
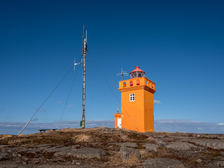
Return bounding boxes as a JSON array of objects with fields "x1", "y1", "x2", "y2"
[
  {"x1": 119, "y1": 77, "x2": 155, "y2": 90},
  {"x1": 121, "y1": 89, "x2": 145, "y2": 132},
  {"x1": 144, "y1": 90, "x2": 154, "y2": 132},
  {"x1": 118, "y1": 77, "x2": 156, "y2": 132}
]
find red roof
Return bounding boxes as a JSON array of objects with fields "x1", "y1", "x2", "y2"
[{"x1": 130, "y1": 66, "x2": 145, "y2": 74}]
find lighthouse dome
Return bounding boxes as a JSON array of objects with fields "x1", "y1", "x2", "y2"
[{"x1": 130, "y1": 66, "x2": 145, "y2": 78}]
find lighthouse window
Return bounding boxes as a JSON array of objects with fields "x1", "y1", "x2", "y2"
[{"x1": 129, "y1": 93, "x2": 135, "y2": 102}]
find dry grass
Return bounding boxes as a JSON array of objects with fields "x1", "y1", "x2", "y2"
[
  {"x1": 59, "y1": 127, "x2": 104, "y2": 133},
  {"x1": 72, "y1": 134, "x2": 92, "y2": 143},
  {"x1": 155, "y1": 147, "x2": 173, "y2": 158},
  {"x1": 0, "y1": 135, "x2": 8, "y2": 140},
  {"x1": 139, "y1": 149, "x2": 154, "y2": 159},
  {"x1": 123, "y1": 154, "x2": 141, "y2": 166},
  {"x1": 0, "y1": 127, "x2": 148, "y2": 146},
  {"x1": 109, "y1": 151, "x2": 142, "y2": 166}
]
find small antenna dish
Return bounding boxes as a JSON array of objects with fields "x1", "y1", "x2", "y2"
[{"x1": 117, "y1": 68, "x2": 128, "y2": 80}]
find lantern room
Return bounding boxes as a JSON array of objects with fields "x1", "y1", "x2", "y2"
[{"x1": 130, "y1": 66, "x2": 145, "y2": 78}]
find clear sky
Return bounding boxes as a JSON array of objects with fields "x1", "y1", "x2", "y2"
[{"x1": 1, "y1": 0, "x2": 224, "y2": 134}]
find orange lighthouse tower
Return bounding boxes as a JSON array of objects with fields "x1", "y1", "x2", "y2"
[{"x1": 115, "y1": 66, "x2": 156, "y2": 132}]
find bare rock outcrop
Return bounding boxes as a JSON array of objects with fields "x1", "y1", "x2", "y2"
[
  {"x1": 120, "y1": 147, "x2": 141, "y2": 161},
  {"x1": 54, "y1": 147, "x2": 106, "y2": 159},
  {"x1": 190, "y1": 139, "x2": 224, "y2": 149},
  {"x1": 166, "y1": 142, "x2": 197, "y2": 150},
  {"x1": 142, "y1": 143, "x2": 158, "y2": 152},
  {"x1": 110, "y1": 142, "x2": 138, "y2": 147},
  {"x1": 142, "y1": 158, "x2": 185, "y2": 168},
  {"x1": 0, "y1": 153, "x2": 9, "y2": 160},
  {"x1": 1, "y1": 127, "x2": 224, "y2": 167}
]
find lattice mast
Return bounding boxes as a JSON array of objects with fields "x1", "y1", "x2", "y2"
[
  {"x1": 74, "y1": 25, "x2": 87, "y2": 128},
  {"x1": 82, "y1": 25, "x2": 87, "y2": 128}
]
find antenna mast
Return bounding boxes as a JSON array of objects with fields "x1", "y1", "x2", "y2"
[
  {"x1": 74, "y1": 25, "x2": 87, "y2": 128},
  {"x1": 82, "y1": 25, "x2": 87, "y2": 128}
]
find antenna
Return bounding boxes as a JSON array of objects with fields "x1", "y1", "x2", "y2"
[
  {"x1": 74, "y1": 58, "x2": 81, "y2": 70},
  {"x1": 81, "y1": 26, "x2": 87, "y2": 129},
  {"x1": 82, "y1": 25, "x2": 85, "y2": 55},
  {"x1": 117, "y1": 68, "x2": 128, "y2": 80},
  {"x1": 117, "y1": 107, "x2": 119, "y2": 113},
  {"x1": 74, "y1": 25, "x2": 87, "y2": 129}
]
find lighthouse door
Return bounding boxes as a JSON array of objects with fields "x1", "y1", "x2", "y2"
[{"x1": 118, "y1": 118, "x2": 121, "y2": 128}]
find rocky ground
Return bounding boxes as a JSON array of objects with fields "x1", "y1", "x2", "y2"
[{"x1": 0, "y1": 127, "x2": 224, "y2": 168}]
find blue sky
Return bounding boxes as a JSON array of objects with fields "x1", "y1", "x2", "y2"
[{"x1": 1, "y1": 0, "x2": 224, "y2": 134}]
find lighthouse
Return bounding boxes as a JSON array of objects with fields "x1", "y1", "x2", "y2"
[{"x1": 114, "y1": 66, "x2": 156, "y2": 132}]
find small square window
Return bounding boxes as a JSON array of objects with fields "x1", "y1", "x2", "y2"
[{"x1": 129, "y1": 93, "x2": 135, "y2": 102}]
